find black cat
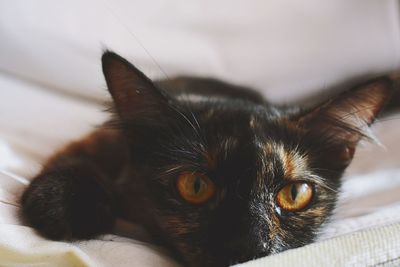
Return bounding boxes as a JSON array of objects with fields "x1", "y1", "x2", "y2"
[{"x1": 21, "y1": 51, "x2": 398, "y2": 266}]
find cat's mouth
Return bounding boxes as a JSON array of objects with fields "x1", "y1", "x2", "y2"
[{"x1": 171, "y1": 236, "x2": 278, "y2": 267}]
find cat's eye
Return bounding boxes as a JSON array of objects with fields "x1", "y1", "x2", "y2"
[
  {"x1": 176, "y1": 172, "x2": 215, "y2": 204},
  {"x1": 276, "y1": 182, "x2": 313, "y2": 212}
]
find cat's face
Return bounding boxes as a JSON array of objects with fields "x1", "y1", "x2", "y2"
[
  {"x1": 135, "y1": 109, "x2": 340, "y2": 266},
  {"x1": 102, "y1": 52, "x2": 392, "y2": 266}
]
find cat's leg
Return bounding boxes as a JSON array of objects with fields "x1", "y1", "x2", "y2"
[{"x1": 21, "y1": 128, "x2": 128, "y2": 240}]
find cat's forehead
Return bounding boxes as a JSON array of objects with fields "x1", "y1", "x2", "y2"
[
  {"x1": 195, "y1": 102, "x2": 282, "y2": 135},
  {"x1": 197, "y1": 101, "x2": 281, "y2": 122},
  {"x1": 193, "y1": 105, "x2": 309, "y2": 182}
]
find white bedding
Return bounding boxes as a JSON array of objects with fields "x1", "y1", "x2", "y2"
[{"x1": 1, "y1": 1, "x2": 400, "y2": 266}]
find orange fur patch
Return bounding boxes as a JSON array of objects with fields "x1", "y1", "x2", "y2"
[{"x1": 204, "y1": 151, "x2": 217, "y2": 169}]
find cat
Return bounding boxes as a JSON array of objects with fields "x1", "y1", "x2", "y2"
[{"x1": 21, "y1": 51, "x2": 398, "y2": 267}]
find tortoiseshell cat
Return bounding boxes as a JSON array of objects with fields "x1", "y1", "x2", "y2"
[{"x1": 21, "y1": 52, "x2": 398, "y2": 266}]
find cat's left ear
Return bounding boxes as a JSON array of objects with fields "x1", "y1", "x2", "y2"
[
  {"x1": 295, "y1": 78, "x2": 393, "y2": 167},
  {"x1": 102, "y1": 51, "x2": 172, "y2": 126}
]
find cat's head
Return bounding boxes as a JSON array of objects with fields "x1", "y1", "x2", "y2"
[{"x1": 102, "y1": 51, "x2": 393, "y2": 266}]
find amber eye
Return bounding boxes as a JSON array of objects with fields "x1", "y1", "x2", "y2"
[
  {"x1": 276, "y1": 182, "x2": 313, "y2": 212},
  {"x1": 176, "y1": 172, "x2": 216, "y2": 204}
]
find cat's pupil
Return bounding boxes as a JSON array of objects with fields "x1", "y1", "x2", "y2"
[
  {"x1": 290, "y1": 184, "x2": 298, "y2": 200},
  {"x1": 194, "y1": 177, "x2": 202, "y2": 194}
]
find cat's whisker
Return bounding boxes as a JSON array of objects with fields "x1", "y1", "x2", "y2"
[
  {"x1": 170, "y1": 105, "x2": 201, "y2": 136},
  {"x1": 304, "y1": 171, "x2": 340, "y2": 194},
  {"x1": 189, "y1": 111, "x2": 203, "y2": 138}
]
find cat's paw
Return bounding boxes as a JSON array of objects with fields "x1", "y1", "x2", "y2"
[{"x1": 21, "y1": 167, "x2": 115, "y2": 240}]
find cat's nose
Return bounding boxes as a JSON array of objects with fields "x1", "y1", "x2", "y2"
[
  {"x1": 216, "y1": 199, "x2": 272, "y2": 264},
  {"x1": 224, "y1": 234, "x2": 271, "y2": 264},
  {"x1": 226, "y1": 245, "x2": 270, "y2": 265}
]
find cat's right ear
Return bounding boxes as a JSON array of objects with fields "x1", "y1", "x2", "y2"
[
  {"x1": 102, "y1": 51, "x2": 171, "y2": 126},
  {"x1": 294, "y1": 77, "x2": 393, "y2": 169}
]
